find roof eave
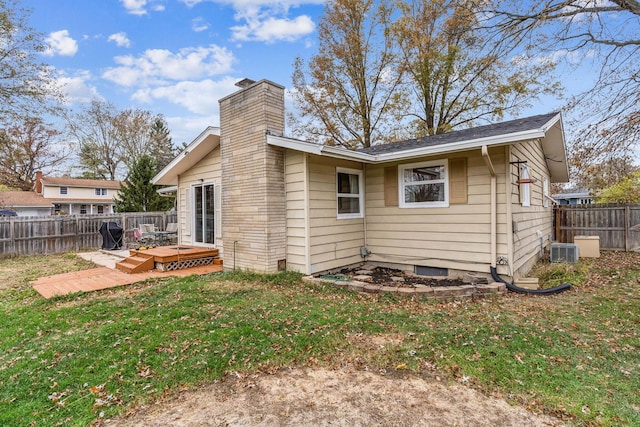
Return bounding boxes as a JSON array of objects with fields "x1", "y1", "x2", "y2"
[
  {"x1": 152, "y1": 126, "x2": 221, "y2": 185},
  {"x1": 374, "y1": 129, "x2": 547, "y2": 162},
  {"x1": 539, "y1": 113, "x2": 570, "y2": 183},
  {"x1": 268, "y1": 129, "x2": 548, "y2": 163}
]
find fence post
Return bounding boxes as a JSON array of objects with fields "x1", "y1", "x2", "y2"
[
  {"x1": 10, "y1": 217, "x2": 15, "y2": 255},
  {"x1": 625, "y1": 205, "x2": 630, "y2": 251},
  {"x1": 75, "y1": 215, "x2": 80, "y2": 252}
]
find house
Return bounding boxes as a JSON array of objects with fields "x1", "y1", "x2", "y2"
[
  {"x1": 0, "y1": 173, "x2": 122, "y2": 216},
  {"x1": 0, "y1": 191, "x2": 52, "y2": 216},
  {"x1": 34, "y1": 172, "x2": 121, "y2": 215},
  {"x1": 552, "y1": 191, "x2": 593, "y2": 205},
  {"x1": 152, "y1": 79, "x2": 569, "y2": 280}
]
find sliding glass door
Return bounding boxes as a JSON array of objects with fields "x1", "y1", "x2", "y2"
[{"x1": 194, "y1": 183, "x2": 215, "y2": 245}]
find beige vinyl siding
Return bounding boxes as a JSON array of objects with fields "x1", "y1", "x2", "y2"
[
  {"x1": 285, "y1": 150, "x2": 308, "y2": 273},
  {"x1": 177, "y1": 145, "x2": 222, "y2": 251},
  {"x1": 509, "y1": 140, "x2": 553, "y2": 276},
  {"x1": 365, "y1": 148, "x2": 508, "y2": 274},
  {"x1": 307, "y1": 155, "x2": 365, "y2": 273}
]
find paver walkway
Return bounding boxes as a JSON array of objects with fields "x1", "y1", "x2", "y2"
[{"x1": 32, "y1": 257, "x2": 223, "y2": 299}]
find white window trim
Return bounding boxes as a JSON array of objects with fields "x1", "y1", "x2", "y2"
[
  {"x1": 399, "y1": 159, "x2": 449, "y2": 208},
  {"x1": 521, "y1": 164, "x2": 531, "y2": 207},
  {"x1": 59, "y1": 186, "x2": 68, "y2": 195},
  {"x1": 336, "y1": 167, "x2": 364, "y2": 219},
  {"x1": 191, "y1": 181, "x2": 217, "y2": 246},
  {"x1": 543, "y1": 177, "x2": 549, "y2": 208}
]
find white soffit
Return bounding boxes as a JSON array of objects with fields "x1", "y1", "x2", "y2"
[{"x1": 152, "y1": 127, "x2": 221, "y2": 186}]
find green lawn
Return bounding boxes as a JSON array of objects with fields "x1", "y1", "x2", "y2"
[{"x1": 1, "y1": 252, "x2": 639, "y2": 426}]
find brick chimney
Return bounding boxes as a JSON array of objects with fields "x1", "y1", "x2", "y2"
[
  {"x1": 220, "y1": 79, "x2": 286, "y2": 272},
  {"x1": 34, "y1": 171, "x2": 43, "y2": 194}
]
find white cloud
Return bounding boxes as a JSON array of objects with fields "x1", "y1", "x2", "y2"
[
  {"x1": 132, "y1": 77, "x2": 239, "y2": 115},
  {"x1": 120, "y1": 0, "x2": 165, "y2": 15},
  {"x1": 180, "y1": 0, "x2": 324, "y2": 8},
  {"x1": 108, "y1": 32, "x2": 131, "y2": 48},
  {"x1": 102, "y1": 45, "x2": 236, "y2": 87},
  {"x1": 515, "y1": 48, "x2": 596, "y2": 67},
  {"x1": 192, "y1": 17, "x2": 210, "y2": 32},
  {"x1": 166, "y1": 115, "x2": 221, "y2": 143},
  {"x1": 231, "y1": 14, "x2": 315, "y2": 43},
  {"x1": 179, "y1": 0, "x2": 321, "y2": 43},
  {"x1": 120, "y1": 0, "x2": 148, "y2": 15},
  {"x1": 44, "y1": 30, "x2": 78, "y2": 57},
  {"x1": 54, "y1": 70, "x2": 102, "y2": 104}
]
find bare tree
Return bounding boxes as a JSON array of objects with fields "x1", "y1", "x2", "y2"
[
  {"x1": 67, "y1": 101, "x2": 174, "y2": 180},
  {"x1": 393, "y1": 0, "x2": 561, "y2": 136},
  {"x1": 0, "y1": 0, "x2": 63, "y2": 119},
  {"x1": 0, "y1": 118, "x2": 68, "y2": 190},
  {"x1": 484, "y1": 0, "x2": 640, "y2": 161},
  {"x1": 570, "y1": 154, "x2": 638, "y2": 194},
  {"x1": 67, "y1": 100, "x2": 122, "y2": 180},
  {"x1": 291, "y1": 0, "x2": 406, "y2": 149}
]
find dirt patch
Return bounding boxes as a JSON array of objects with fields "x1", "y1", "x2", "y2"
[
  {"x1": 110, "y1": 368, "x2": 565, "y2": 427},
  {"x1": 333, "y1": 266, "x2": 470, "y2": 287}
]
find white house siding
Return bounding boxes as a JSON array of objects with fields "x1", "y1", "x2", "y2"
[
  {"x1": 285, "y1": 150, "x2": 308, "y2": 273},
  {"x1": 307, "y1": 155, "x2": 365, "y2": 274},
  {"x1": 364, "y1": 147, "x2": 509, "y2": 275},
  {"x1": 177, "y1": 145, "x2": 222, "y2": 251},
  {"x1": 509, "y1": 140, "x2": 553, "y2": 276},
  {"x1": 15, "y1": 207, "x2": 51, "y2": 217},
  {"x1": 42, "y1": 186, "x2": 115, "y2": 200}
]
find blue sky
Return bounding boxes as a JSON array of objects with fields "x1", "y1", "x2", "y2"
[
  {"x1": 23, "y1": 0, "x2": 598, "y2": 147},
  {"x1": 24, "y1": 0, "x2": 324, "y2": 144}
]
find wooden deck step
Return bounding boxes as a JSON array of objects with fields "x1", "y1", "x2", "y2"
[{"x1": 115, "y1": 255, "x2": 155, "y2": 274}]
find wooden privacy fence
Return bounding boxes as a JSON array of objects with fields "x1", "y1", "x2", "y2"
[
  {"x1": 554, "y1": 204, "x2": 640, "y2": 251},
  {"x1": 0, "y1": 211, "x2": 177, "y2": 257}
]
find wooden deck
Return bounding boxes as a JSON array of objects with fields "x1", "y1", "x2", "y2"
[
  {"x1": 129, "y1": 245, "x2": 219, "y2": 263},
  {"x1": 117, "y1": 245, "x2": 221, "y2": 273}
]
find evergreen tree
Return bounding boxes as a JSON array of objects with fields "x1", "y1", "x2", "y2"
[
  {"x1": 114, "y1": 155, "x2": 173, "y2": 212},
  {"x1": 149, "y1": 118, "x2": 175, "y2": 172}
]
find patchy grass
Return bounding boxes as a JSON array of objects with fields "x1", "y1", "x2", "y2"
[{"x1": 1, "y1": 252, "x2": 639, "y2": 426}]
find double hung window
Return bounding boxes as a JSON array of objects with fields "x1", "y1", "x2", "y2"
[
  {"x1": 336, "y1": 168, "x2": 363, "y2": 219},
  {"x1": 399, "y1": 160, "x2": 448, "y2": 208}
]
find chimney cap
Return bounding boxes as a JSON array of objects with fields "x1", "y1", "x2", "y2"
[{"x1": 235, "y1": 78, "x2": 256, "y2": 89}]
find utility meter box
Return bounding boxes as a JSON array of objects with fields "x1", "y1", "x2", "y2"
[{"x1": 574, "y1": 236, "x2": 600, "y2": 258}]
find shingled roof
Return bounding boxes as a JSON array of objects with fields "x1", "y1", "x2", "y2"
[
  {"x1": 40, "y1": 177, "x2": 121, "y2": 189},
  {"x1": 358, "y1": 112, "x2": 560, "y2": 155},
  {"x1": 0, "y1": 191, "x2": 51, "y2": 207}
]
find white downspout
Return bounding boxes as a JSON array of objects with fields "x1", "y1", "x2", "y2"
[{"x1": 481, "y1": 146, "x2": 497, "y2": 270}]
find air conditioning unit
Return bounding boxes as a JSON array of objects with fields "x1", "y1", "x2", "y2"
[{"x1": 550, "y1": 243, "x2": 579, "y2": 263}]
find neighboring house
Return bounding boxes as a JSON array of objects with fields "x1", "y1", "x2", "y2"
[
  {"x1": 34, "y1": 172, "x2": 121, "y2": 215},
  {"x1": 0, "y1": 173, "x2": 121, "y2": 217},
  {"x1": 152, "y1": 79, "x2": 569, "y2": 280},
  {"x1": 0, "y1": 191, "x2": 51, "y2": 216},
  {"x1": 552, "y1": 191, "x2": 593, "y2": 205}
]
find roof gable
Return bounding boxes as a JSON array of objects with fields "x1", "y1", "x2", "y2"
[{"x1": 152, "y1": 126, "x2": 221, "y2": 186}]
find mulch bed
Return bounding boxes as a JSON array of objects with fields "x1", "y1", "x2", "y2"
[{"x1": 334, "y1": 266, "x2": 469, "y2": 288}]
